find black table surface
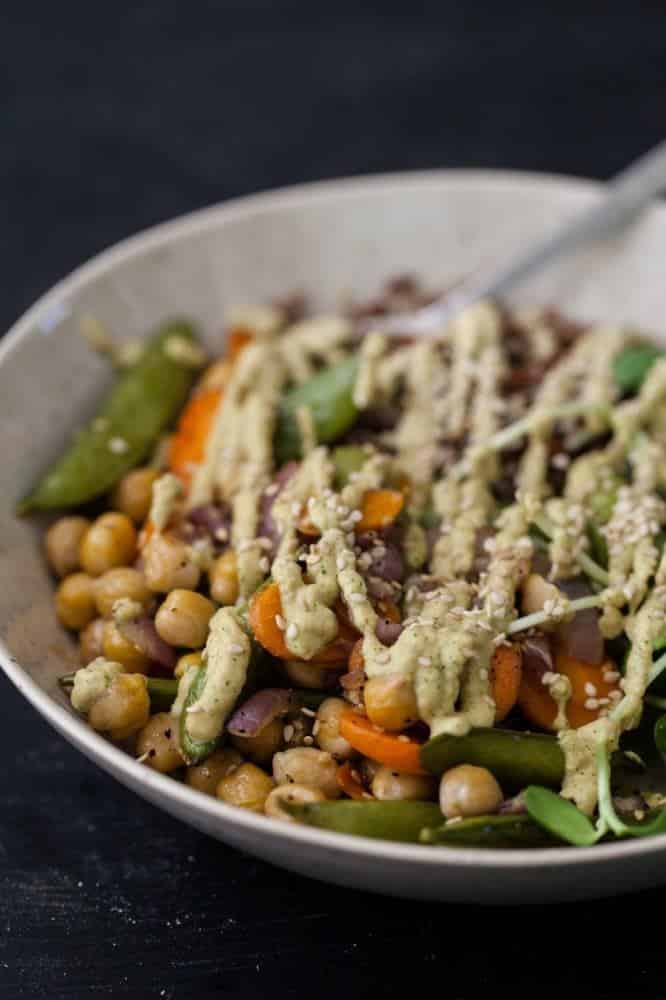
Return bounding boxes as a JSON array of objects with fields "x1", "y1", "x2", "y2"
[{"x1": 2, "y1": 2, "x2": 666, "y2": 997}]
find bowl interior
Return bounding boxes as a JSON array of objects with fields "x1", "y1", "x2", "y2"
[{"x1": 2, "y1": 170, "x2": 666, "y2": 901}]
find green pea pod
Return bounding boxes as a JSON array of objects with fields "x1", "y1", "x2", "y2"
[
  {"x1": 19, "y1": 320, "x2": 201, "y2": 513},
  {"x1": 274, "y1": 357, "x2": 360, "y2": 463},
  {"x1": 179, "y1": 664, "x2": 217, "y2": 765},
  {"x1": 420, "y1": 813, "x2": 554, "y2": 848},
  {"x1": 285, "y1": 800, "x2": 442, "y2": 843},
  {"x1": 613, "y1": 343, "x2": 663, "y2": 394},
  {"x1": 331, "y1": 445, "x2": 367, "y2": 489},
  {"x1": 420, "y1": 728, "x2": 565, "y2": 789},
  {"x1": 59, "y1": 673, "x2": 178, "y2": 713}
]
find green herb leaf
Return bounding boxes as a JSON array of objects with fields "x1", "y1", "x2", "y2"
[
  {"x1": 613, "y1": 344, "x2": 663, "y2": 394},
  {"x1": 654, "y1": 715, "x2": 666, "y2": 758},
  {"x1": 524, "y1": 786, "x2": 600, "y2": 846}
]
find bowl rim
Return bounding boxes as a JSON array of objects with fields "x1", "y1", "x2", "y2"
[{"x1": 3, "y1": 166, "x2": 666, "y2": 872}]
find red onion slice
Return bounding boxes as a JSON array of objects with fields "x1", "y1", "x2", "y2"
[
  {"x1": 227, "y1": 688, "x2": 296, "y2": 737},
  {"x1": 557, "y1": 608, "x2": 605, "y2": 665},
  {"x1": 521, "y1": 634, "x2": 554, "y2": 681},
  {"x1": 116, "y1": 617, "x2": 177, "y2": 671}
]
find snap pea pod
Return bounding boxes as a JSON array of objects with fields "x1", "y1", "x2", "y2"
[
  {"x1": 420, "y1": 813, "x2": 555, "y2": 848},
  {"x1": 274, "y1": 357, "x2": 360, "y2": 463},
  {"x1": 59, "y1": 673, "x2": 178, "y2": 712},
  {"x1": 420, "y1": 728, "x2": 565, "y2": 789},
  {"x1": 286, "y1": 800, "x2": 443, "y2": 843},
  {"x1": 19, "y1": 320, "x2": 201, "y2": 513},
  {"x1": 179, "y1": 663, "x2": 215, "y2": 765},
  {"x1": 613, "y1": 343, "x2": 663, "y2": 394}
]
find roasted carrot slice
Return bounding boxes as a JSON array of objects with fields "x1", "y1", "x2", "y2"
[
  {"x1": 518, "y1": 649, "x2": 620, "y2": 731},
  {"x1": 355, "y1": 489, "x2": 405, "y2": 533},
  {"x1": 338, "y1": 708, "x2": 427, "y2": 775},
  {"x1": 249, "y1": 582, "x2": 356, "y2": 663},
  {"x1": 298, "y1": 488, "x2": 405, "y2": 537},
  {"x1": 168, "y1": 386, "x2": 223, "y2": 488},
  {"x1": 226, "y1": 326, "x2": 253, "y2": 361},
  {"x1": 336, "y1": 761, "x2": 372, "y2": 800},
  {"x1": 490, "y1": 643, "x2": 523, "y2": 723}
]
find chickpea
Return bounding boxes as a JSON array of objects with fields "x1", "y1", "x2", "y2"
[
  {"x1": 136, "y1": 712, "x2": 183, "y2": 773},
  {"x1": 93, "y1": 567, "x2": 152, "y2": 618},
  {"x1": 363, "y1": 674, "x2": 418, "y2": 732},
  {"x1": 155, "y1": 590, "x2": 215, "y2": 648},
  {"x1": 111, "y1": 467, "x2": 160, "y2": 523},
  {"x1": 102, "y1": 620, "x2": 151, "y2": 672},
  {"x1": 79, "y1": 617, "x2": 106, "y2": 664},
  {"x1": 230, "y1": 718, "x2": 283, "y2": 765},
  {"x1": 264, "y1": 784, "x2": 325, "y2": 821},
  {"x1": 55, "y1": 572, "x2": 97, "y2": 630},
  {"x1": 216, "y1": 763, "x2": 274, "y2": 812},
  {"x1": 272, "y1": 748, "x2": 340, "y2": 799},
  {"x1": 45, "y1": 516, "x2": 90, "y2": 578},
  {"x1": 89, "y1": 673, "x2": 150, "y2": 741},
  {"x1": 79, "y1": 512, "x2": 137, "y2": 576},
  {"x1": 283, "y1": 660, "x2": 336, "y2": 690},
  {"x1": 175, "y1": 650, "x2": 203, "y2": 679},
  {"x1": 143, "y1": 532, "x2": 201, "y2": 593},
  {"x1": 371, "y1": 765, "x2": 436, "y2": 802},
  {"x1": 314, "y1": 698, "x2": 353, "y2": 760},
  {"x1": 209, "y1": 550, "x2": 239, "y2": 606},
  {"x1": 439, "y1": 764, "x2": 503, "y2": 819},
  {"x1": 521, "y1": 573, "x2": 561, "y2": 617},
  {"x1": 185, "y1": 747, "x2": 243, "y2": 795}
]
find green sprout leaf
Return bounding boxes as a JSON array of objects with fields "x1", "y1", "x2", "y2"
[
  {"x1": 524, "y1": 786, "x2": 600, "y2": 846},
  {"x1": 613, "y1": 344, "x2": 663, "y2": 394}
]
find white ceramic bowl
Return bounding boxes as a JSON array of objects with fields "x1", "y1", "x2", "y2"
[{"x1": 3, "y1": 171, "x2": 666, "y2": 904}]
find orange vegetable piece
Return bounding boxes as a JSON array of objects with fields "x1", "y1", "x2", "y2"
[
  {"x1": 355, "y1": 489, "x2": 405, "y2": 533},
  {"x1": 336, "y1": 761, "x2": 372, "y2": 800},
  {"x1": 518, "y1": 649, "x2": 621, "y2": 731},
  {"x1": 490, "y1": 643, "x2": 523, "y2": 723},
  {"x1": 298, "y1": 488, "x2": 405, "y2": 537},
  {"x1": 249, "y1": 582, "x2": 356, "y2": 663},
  {"x1": 226, "y1": 326, "x2": 253, "y2": 361},
  {"x1": 169, "y1": 387, "x2": 223, "y2": 488},
  {"x1": 338, "y1": 707, "x2": 427, "y2": 775}
]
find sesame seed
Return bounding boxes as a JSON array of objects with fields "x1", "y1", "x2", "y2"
[
  {"x1": 349, "y1": 592, "x2": 365, "y2": 604},
  {"x1": 584, "y1": 682, "x2": 597, "y2": 697},
  {"x1": 264, "y1": 483, "x2": 279, "y2": 497},
  {"x1": 108, "y1": 436, "x2": 129, "y2": 454},
  {"x1": 275, "y1": 614, "x2": 286, "y2": 631},
  {"x1": 609, "y1": 690, "x2": 622, "y2": 701},
  {"x1": 584, "y1": 698, "x2": 600, "y2": 711},
  {"x1": 336, "y1": 555, "x2": 348, "y2": 571},
  {"x1": 283, "y1": 724, "x2": 294, "y2": 741},
  {"x1": 326, "y1": 497, "x2": 338, "y2": 510},
  {"x1": 215, "y1": 527, "x2": 229, "y2": 542},
  {"x1": 312, "y1": 720, "x2": 321, "y2": 736},
  {"x1": 259, "y1": 556, "x2": 270, "y2": 573},
  {"x1": 300, "y1": 707, "x2": 316, "y2": 717},
  {"x1": 349, "y1": 510, "x2": 363, "y2": 523},
  {"x1": 291, "y1": 502, "x2": 302, "y2": 517},
  {"x1": 303, "y1": 735, "x2": 314, "y2": 745},
  {"x1": 286, "y1": 622, "x2": 299, "y2": 640},
  {"x1": 418, "y1": 656, "x2": 431, "y2": 667},
  {"x1": 603, "y1": 670, "x2": 620, "y2": 683},
  {"x1": 230, "y1": 644, "x2": 244, "y2": 654}
]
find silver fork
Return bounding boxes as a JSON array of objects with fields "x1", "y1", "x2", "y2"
[{"x1": 383, "y1": 139, "x2": 666, "y2": 336}]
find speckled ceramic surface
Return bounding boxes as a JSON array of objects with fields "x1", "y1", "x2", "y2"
[{"x1": 2, "y1": 171, "x2": 666, "y2": 903}]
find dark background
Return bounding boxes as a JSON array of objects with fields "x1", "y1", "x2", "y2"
[{"x1": 2, "y1": 1, "x2": 666, "y2": 997}]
